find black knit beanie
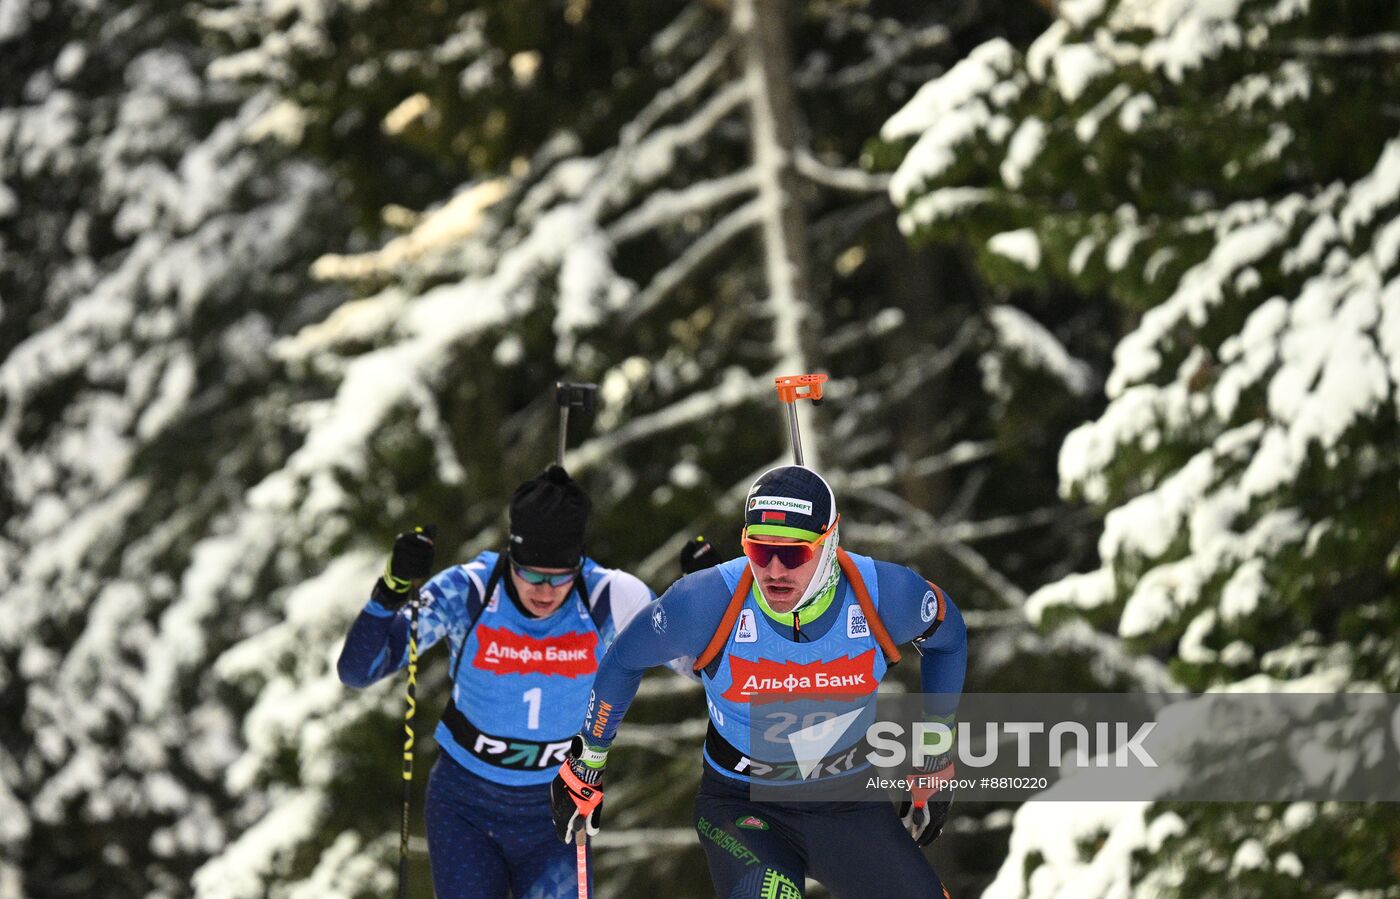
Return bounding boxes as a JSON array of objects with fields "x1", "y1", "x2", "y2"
[{"x1": 508, "y1": 465, "x2": 591, "y2": 568}]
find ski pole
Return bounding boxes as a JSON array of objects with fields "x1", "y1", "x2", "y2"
[
  {"x1": 556, "y1": 380, "x2": 597, "y2": 899},
  {"x1": 397, "y1": 600, "x2": 420, "y2": 899},
  {"x1": 773, "y1": 373, "x2": 827, "y2": 465},
  {"x1": 555, "y1": 382, "x2": 598, "y2": 467},
  {"x1": 575, "y1": 831, "x2": 590, "y2": 899}
]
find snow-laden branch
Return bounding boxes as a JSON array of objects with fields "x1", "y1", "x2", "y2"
[
  {"x1": 861, "y1": 503, "x2": 1180, "y2": 690},
  {"x1": 593, "y1": 827, "x2": 698, "y2": 850},
  {"x1": 939, "y1": 507, "x2": 1063, "y2": 543},
  {"x1": 835, "y1": 439, "x2": 1001, "y2": 491},
  {"x1": 635, "y1": 672, "x2": 705, "y2": 698},
  {"x1": 277, "y1": 177, "x2": 644, "y2": 490},
  {"x1": 961, "y1": 609, "x2": 1033, "y2": 629},
  {"x1": 190, "y1": 790, "x2": 327, "y2": 899},
  {"x1": 1279, "y1": 33, "x2": 1400, "y2": 58},
  {"x1": 620, "y1": 30, "x2": 736, "y2": 149},
  {"x1": 808, "y1": 194, "x2": 899, "y2": 248},
  {"x1": 619, "y1": 199, "x2": 764, "y2": 324},
  {"x1": 843, "y1": 487, "x2": 1061, "y2": 607},
  {"x1": 645, "y1": 4, "x2": 707, "y2": 62},
  {"x1": 944, "y1": 808, "x2": 1015, "y2": 836},
  {"x1": 309, "y1": 180, "x2": 508, "y2": 282},
  {"x1": 612, "y1": 719, "x2": 709, "y2": 753},
  {"x1": 794, "y1": 147, "x2": 892, "y2": 194},
  {"x1": 938, "y1": 538, "x2": 1030, "y2": 608},
  {"x1": 591, "y1": 827, "x2": 699, "y2": 866},
  {"x1": 795, "y1": 21, "x2": 951, "y2": 90},
  {"x1": 406, "y1": 377, "x2": 465, "y2": 485},
  {"x1": 876, "y1": 319, "x2": 979, "y2": 406},
  {"x1": 601, "y1": 79, "x2": 749, "y2": 207},
  {"x1": 566, "y1": 368, "x2": 766, "y2": 474},
  {"x1": 606, "y1": 170, "x2": 758, "y2": 242},
  {"x1": 986, "y1": 305, "x2": 1095, "y2": 396},
  {"x1": 821, "y1": 308, "x2": 906, "y2": 354},
  {"x1": 633, "y1": 459, "x2": 778, "y2": 586},
  {"x1": 1045, "y1": 619, "x2": 1182, "y2": 692}
]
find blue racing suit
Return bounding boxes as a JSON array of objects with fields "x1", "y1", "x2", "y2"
[
  {"x1": 583, "y1": 554, "x2": 967, "y2": 898},
  {"x1": 338, "y1": 551, "x2": 654, "y2": 899}
]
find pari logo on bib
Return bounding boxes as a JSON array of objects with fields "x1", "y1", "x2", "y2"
[{"x1": 472, "y1": 626, "x2": 598, "y2": 677}]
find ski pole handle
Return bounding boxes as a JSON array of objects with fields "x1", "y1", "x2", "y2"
[
  {"x1": 773, "y1": 373, "x2": 827, "y2": 466},
  {"x1": 555, "y1": 382, "x2": 598, "y2": 467},
  {"x1": 773, "y1": 373, "x2": 827, "y2": 405}
]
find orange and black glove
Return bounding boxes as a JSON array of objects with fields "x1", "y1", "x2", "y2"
[
  {"x1": 896, "y1": 752, "x2": 954, "y2": 847},
  {"x1": 550, "y1": 735, "x2": 606, "y2": 843}
]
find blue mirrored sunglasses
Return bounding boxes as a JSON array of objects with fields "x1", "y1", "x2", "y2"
[{"x1": 511, "y1": 561, "x2": 576, "y2": 587}]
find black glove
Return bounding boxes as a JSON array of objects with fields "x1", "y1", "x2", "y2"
[
  {"x1": 550, "y1": 735, "x2": 606, "y2": 844},
  {"x1": 896, "y1": 752, "x2": 954, "y2": 847},
  {"x1": 679, "y1": 535, "x2": 718, "y2": 575},
  {"x1": 371, "y1": 525, "x2": 437, "y2": 609}
]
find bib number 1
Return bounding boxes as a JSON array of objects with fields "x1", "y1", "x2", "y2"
[{"x1": 523, "y1": 687, "x2": 542, "y2": 730}]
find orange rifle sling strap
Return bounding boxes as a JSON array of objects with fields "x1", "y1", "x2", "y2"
[
  {"x1": 694, "y1": 550, "x2": 905, "y2": 672},
  {"x1": 693, "y1": 565, "x2": 753, "y2": 672},
  {"x1": 836, "y1": 547, "x2": 902, "y2": 664},
  {"x1": 926, "y1": 580, "x2": 948, "y2": 625}
]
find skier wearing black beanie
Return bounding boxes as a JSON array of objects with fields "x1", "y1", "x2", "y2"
[
  {"x1": 338, "y1": 464, "x2": 657, "y2": 899},
  {"x1": 508, "y1": 464, "x2": 591, "y2": 567}
]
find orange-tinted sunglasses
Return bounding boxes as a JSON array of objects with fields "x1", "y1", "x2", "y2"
[{"x1": 741, "y1": 515, "x2": 839, "y2": 569}]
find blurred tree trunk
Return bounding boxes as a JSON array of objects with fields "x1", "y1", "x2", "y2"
[{"x1": 734, "y1": 0, "x2": 822, "y2": 466}]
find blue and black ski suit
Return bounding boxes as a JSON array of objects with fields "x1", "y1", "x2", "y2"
[
  {"x1": 584, "y1": 553, "x2": 967, "y2": 898},
  {"x1": 338, "y1": 551, "x2": 655, "y2": 899}
]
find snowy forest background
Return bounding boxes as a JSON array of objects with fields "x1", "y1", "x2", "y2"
[{"x1": 3, "y1": 0, "x2": 1398, "y2": 896}]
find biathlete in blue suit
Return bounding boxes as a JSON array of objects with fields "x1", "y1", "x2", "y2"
[
  {"x1": 550, "y1": 465, "x2": 968, "y2": 898},
  {"x1": 338, "y1": 466, "x2": 656, "y2": 899}
]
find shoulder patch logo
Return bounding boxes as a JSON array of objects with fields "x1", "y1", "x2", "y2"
[
  {"x1": 651, "y1": 605, "x2": 667, "y2": 634},
  {"x1": 920, "y1": 590, "x2": 937, "y2": 623},
  {"x1": 847, "y1": 604, "x2": 869, "y2": 639},
  {"x1": 735, "y1": 608, "x2": 758, "y2": 643}
]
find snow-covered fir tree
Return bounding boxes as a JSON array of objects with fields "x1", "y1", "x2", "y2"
[
  {"x1": 884, "y1": 0, "x2": 1400, "y2": 895},
  {"x1": 0, "y1": 0, "x2": 355, "y2": 896},
  {"x1": 7, "y1": 0, "x2": 1316, "y2": 894},
  {"x1": 183, "y1": 2, "x2": 1084, "y2": 893}
]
